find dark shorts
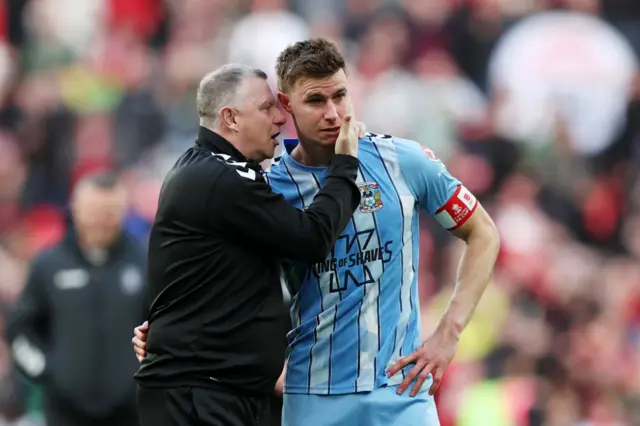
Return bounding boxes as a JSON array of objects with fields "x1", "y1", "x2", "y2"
[{"x1": 136, "y1": 384, "x2": 271, "y2": 426}]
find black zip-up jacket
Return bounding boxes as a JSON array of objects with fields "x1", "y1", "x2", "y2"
[
  {"x1": 5, "y1": 225, "x2": 148, "y2": 417},
  {"x1": 134, "y1": 127, "x2": 361, "y2": 394}
]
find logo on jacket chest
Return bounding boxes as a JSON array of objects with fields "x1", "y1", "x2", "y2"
[
  {"x1": 120, "y1": 265, "x2": 143, "y2": 295},
  {"x1": 358, "y1": 181, "x2": 383, "y2": 213},
  {"x1": 53, "y1": 269, "x2": 89, "y2": 290}
]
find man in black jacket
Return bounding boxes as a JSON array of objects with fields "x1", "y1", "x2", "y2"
[
  {"x1": 6, "y1": 172, "x2": 148, "y2": 426},
  {"x1": 133, "y1": 64, "x2": 361, "y2": 426}
]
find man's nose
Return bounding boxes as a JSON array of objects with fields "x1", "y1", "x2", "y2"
[
  {"x1": 274, "y1": 109, "x2": 286, "y2": 125},
  {"x1": 324, "y1": 102, "x2": 339, "y2": 122}
]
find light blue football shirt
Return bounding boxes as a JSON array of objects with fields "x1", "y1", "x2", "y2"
[{"x1": 266, "y1": 133, "x2": 472, "y2": 395}]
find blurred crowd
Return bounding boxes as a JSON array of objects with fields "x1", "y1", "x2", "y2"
[{"x1": 0, "y1": 0, "x2": 639, "y2": 425}]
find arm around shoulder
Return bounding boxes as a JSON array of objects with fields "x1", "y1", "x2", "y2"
[{"x1": 208, "y1": 156, "x2": 360, "y2": 262}]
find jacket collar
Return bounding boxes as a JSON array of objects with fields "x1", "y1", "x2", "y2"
[{"x1": 195, "y1": 126, "x2": 247, "y2": 162}]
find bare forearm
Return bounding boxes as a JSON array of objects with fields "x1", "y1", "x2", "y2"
[{"x1": 436, "y1": 227, "x2": 499, "y2": 339}]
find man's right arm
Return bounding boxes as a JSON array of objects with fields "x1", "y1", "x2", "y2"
[
  {"x1": 5, "y1": 253, "x2": 50, "y2": 383},
  {"x1": 209, "y1": 154, "x2": 360, "y2": 262}
]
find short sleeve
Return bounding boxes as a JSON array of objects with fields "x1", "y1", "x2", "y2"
[{"x1": 395, "y1": 138, "x2": 478, "y2": 231}]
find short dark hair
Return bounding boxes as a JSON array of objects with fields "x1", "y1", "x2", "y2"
[{"x1": 275, "y1": 38, "x2": 347, "y2": 92}]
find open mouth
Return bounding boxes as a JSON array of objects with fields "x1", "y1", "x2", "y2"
[
  {"x1": 271, "y1": 132, "x2": 281, "y2": 143},
  {"x1": 321, "y1": 127, "x2": 340, "y2": 137}
]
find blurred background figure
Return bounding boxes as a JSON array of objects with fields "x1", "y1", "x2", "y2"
[
  {"x1": 0, "y1": 0, "x2": 638, "y2": 425},
  {"x1": 5, "y1": 172, "x2": 148, "y2": 426}
]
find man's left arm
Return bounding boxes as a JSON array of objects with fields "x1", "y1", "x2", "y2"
[
  {"x1": 386, "y1": 140, "x2": 500, "y2": 396},
  {"x1": 437, "y1": 205, "x2": 500, "y2": 347}
]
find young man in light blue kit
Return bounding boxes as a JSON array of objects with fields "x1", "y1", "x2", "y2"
[{"x1": 134, "y1": 38, "x2": 500, "y2": 425}]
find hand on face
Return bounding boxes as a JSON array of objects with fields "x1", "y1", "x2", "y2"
[
  {"x1": 354, "y1": 120, "x2": 367, "y2": 139},
  {"x1": 334, "y1": 104, "x2": 360, "y2": 157}
]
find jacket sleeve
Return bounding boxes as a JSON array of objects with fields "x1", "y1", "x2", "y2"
[
  {"x1": 140, "y1": 263, "x2": 152, "y2": 320},
  {"x1": 5, "y1": 253, "x2": 50, "y2": 383},
  {"x1": 208, "y1": 154, "x2": 361, "y2": 262}
]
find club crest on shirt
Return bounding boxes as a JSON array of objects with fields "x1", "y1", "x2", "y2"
[{"x1": 358, "y1": 181, "x2": 383, "y2": 213}]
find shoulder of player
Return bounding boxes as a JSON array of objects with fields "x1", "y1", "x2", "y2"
[
  {"x1": 362, "y1": 131, "x2": 394, "y2": 144},
  {"x1": 363, "y1": 132, "x2": 415, "y2": 146},
  {"x1": 266, "y1": 155, "x2": 285, "y2": 176},
  {"x1": 263, "y1": 155, "x2": 299, "y2": 185},
  {"x1": 362, "y1": 132, "x2": 428, "y2": 156},
  {"x1": 271, "y1": 154, "x2": 283, "y2": 167}
]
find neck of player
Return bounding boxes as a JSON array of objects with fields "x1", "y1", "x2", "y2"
[{"x1": 290, "y1": 138, "x2": 335, "y2": 167}]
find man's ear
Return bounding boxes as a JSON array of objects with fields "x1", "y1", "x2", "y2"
[
  {"x1": 277, "y1": 92, "x2": 292, "y2": 114},
  {"x1": 219, "y1": 107, "x2": 238, "y2": 131}
]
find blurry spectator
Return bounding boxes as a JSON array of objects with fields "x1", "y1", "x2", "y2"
[
  {"x1": 227, "y1": 0, "x2": 309, "y2": 89},
  {"x1": 487, "y1": 8, "x2": 637, "y2": 156},
  {"x1": 5, "y1": 172, "x2": 148, "y2": 426}
]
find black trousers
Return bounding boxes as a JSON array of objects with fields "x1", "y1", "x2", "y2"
[
  {"x1": 136, "y1": 385, "x2": 271, "y2": 426},
  {"x1": 268, "y1": 394, "x2": 282, "y2": 426},
  {"x1": 44, "y1": 396, "x2": 138, "y2": 426}
]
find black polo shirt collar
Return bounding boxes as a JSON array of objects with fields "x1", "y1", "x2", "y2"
[
  {"x1": 194, "y1": 126, "x2": 266, "y2": 174},
  {"x1": 195, "y1": 126, "x2": 247, "y2": 162}
]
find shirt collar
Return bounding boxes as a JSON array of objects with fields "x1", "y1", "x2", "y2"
[
  {"x1": 195, "y1": 126, "x2": 247, "y2": 162},
  {"x1": 283, "y1": 138, "x2": 299, "y2": 152}
]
